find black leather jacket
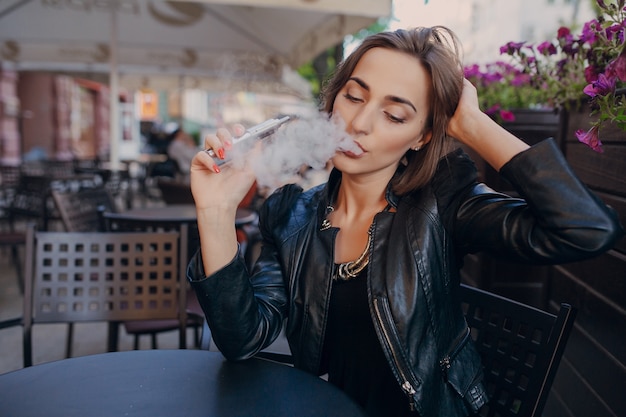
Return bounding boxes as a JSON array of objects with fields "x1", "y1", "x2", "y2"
[{"x1": 188, "y1": 139, "x2": 623, "y2": 417}]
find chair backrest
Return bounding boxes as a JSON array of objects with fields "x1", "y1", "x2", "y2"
[
  {"x1": 0, "y1": 164, "x2": 21, "y2": 213},
  {"x1": 21, "y1": 160, "x2": 76, "y2": 178},
  {"x1": 10, "y1": 168, "x2": 103, "y2": 230},
  {"x1": 100, "y1": 210, "x2": 199, "y2": 262},
  {"x1": 0, "y1": 164, "x2": 21, "y2": 188},
  {"x1": 22, "y1": 223, "x2": 188, "y2": 367},
  {"x1": 52, "y1": 185, "x2": 118, "y2": 232},
  {"x1": 7, "y1": 176, "x2": 49, "y2": 228},
  {"x1": 100, "y1": 210, "x2": 186, "y2": 233},
  {"x1": 459, "y1": 283, "x2": 577, "y2": 417}
]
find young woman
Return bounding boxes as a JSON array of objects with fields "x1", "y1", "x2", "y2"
[{"x1": 187, "y1": 26, "x2": 623, "y2": 417}]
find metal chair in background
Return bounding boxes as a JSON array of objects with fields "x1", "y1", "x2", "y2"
[
  {"x1": 0, "y1": 164, "x2": 21, "y2": 211},
  {"x1": 99, "y1": 211, "x2": 203, "y2": 350},
  {"x1": 49, "y1": 185, "x2": 120, "y2": 357},
  {"x1": 74, "y1": 161, "x2": 133, "y2": 210},
  {"x1": 19, "y1": 160, "x2": 102, "y2": 230},
  {"x1": 459, "y1": 283, "x2": 577, "y2": 417},
  {"x1": 0, "y1": 173, "x2": 50, "y2": 294},
  {"x1": 21, "y1": 223, "x2": 189, "y2": 367},
  {"x1": 51, "y1": 185, "x2": 118, "y2": 233}
]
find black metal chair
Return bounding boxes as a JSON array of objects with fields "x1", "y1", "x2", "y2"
[
  {"x1": 99, "y1": 211, "x2": 203, "y2": 350},
  {"x1": 198, "y1": 283, "x2": 577, "y2": 413},
  {"x1": 0, "y1": 164, "x2": 21, "y2": 212},
  {"x1": 21, "y1": 223, "x2": 189, "y2": 367},
  {"x1": 51, "y1": 185, "x2": 119, "y2": 233},
  {"x1": 0, "y1": 173, "x2": 50, "y2": 293},
  {"x1": 459, "y1": 283, "x2": 577, "y2": 417},
  {"x1": 48, "y1": 185, "x2": 121, "y2": 357},
  {"x1": 13, "y1": 171, "x2": 101, "y2": 231},
  {"x1": 0, "y1": 229, "x2": 26, "y2": 294}
]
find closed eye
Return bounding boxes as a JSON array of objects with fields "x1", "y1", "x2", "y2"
[
  {"x1": 385, "y1": 112, "x2": 406, "y2": 124},
  {"x1": 343, "y1": 93, "x2": 363, "y2": 103}
]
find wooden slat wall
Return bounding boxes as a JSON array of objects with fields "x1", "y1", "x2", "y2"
[
  {"x1": 547, "y1": 109, "x2": 626, "y2": 417},
  {"x1": 460, "y1": 109, "x2": 561, "y2": 307},
  {"x1": 460, "y1": 108, "x2": 626, "y2": 417}
]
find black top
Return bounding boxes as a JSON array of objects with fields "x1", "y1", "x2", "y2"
[{"x1": 322, "y1": 267, "x2": 417, "y2": 417}]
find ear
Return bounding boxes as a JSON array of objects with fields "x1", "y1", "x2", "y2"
[{"x1": 412, "y1": 130, "x2": 432, "y2": 151}]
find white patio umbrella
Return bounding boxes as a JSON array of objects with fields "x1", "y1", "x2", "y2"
[{"x1": 0, "y1": 0, "x2": 391, "y2": 168}]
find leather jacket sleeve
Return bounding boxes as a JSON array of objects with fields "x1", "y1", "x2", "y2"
[
  {"x1": 186, "y1": 186, "x2": 301, "y2": 361},
  {"x1": 454, "y1": 138, "x2": 624, "y2": 263}
]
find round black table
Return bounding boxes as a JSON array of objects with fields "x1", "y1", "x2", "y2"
[{"x1": 0, "y1": 350, "x2": 365, "y2": 417}]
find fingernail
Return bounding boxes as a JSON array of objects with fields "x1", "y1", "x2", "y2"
[
  {"x1": 212, "y1": 164, "x2": 220, "y2": 173},
  {"x1": 217, "y1": 148, "x2": 225, "y2": 159}
]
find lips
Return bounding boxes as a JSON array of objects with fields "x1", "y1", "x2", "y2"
[
  {"x1": 342, "y1": 150, "x2": 362, "y2": 158},
  {"x1": 343, "y1": 141, "x2": 366, "y2": 158}
]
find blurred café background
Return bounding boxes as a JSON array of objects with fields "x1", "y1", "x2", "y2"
[{"x1": 2, "y1": 2, "x2": 624, "y2": 417}]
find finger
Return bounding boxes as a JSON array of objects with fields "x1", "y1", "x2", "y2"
[
  {"x1": 192, "y1": 148, "x2": 222, "y2": 173},
  {"x1": 203, "y1": 128, "x2": 233, "y2": 160},
  {"x1": 216, "y1": 127, "x2": 236, "y2": 151},
  {"x1": 231, "y1": 123, "x2": 246, "y2": 137}
]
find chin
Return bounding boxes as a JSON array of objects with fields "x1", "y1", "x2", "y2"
[{"x1": 331, "y1": 157, "x2": 365, "y2": 175}]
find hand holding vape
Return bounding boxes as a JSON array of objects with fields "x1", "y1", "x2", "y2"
[{"x1": 205, "y1": 115, "x2": 293, "y2": 166}]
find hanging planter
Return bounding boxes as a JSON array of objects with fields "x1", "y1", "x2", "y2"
[
  {"x1": 500, "y1": 108, "x2": 561, "y2": 146},
  {"x1": 557, "y1": 89, "x2": 626, "y2": 197}
]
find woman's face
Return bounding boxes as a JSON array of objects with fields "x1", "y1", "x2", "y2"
[{"x1": 332, "y1": 47, "x2": 432, "y2": 177}]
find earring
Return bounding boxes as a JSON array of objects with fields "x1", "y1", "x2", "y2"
[{"x1": 412, "y1": 145, "x2": 421, "y2": 151}]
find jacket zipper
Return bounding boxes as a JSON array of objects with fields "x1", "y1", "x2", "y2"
[
  {"x1": 439, "y1": 327, "x2": 471, "y2": 381},
  {"x1": 373, "y1": 297, "x2": 419, "y2": 412}
]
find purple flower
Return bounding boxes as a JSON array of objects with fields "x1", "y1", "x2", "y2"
[
  {"x1": 499, "y1": 110, "x2": 516, "y2": 122},
  {"x1": 575, "y1": 126, "x2": 604, "y2": 153},
  {"x1": 585, "y1": 65, "x2": 600, "y2": 83},
  {"x1": 485, "y1": 104, "x2": 501, "y2": 115},
  {"x1": 463, "y1": 64, "x2": 481, "y2": 79},
  {"x1": 605, "y1": 24, "x2": 624, "y2": 43},
  {"x1": 472, "y1": 2, "x2": 626, "y2": 153},
  {"x1": 557, "y1": 27, "x2": 571, "y2": 39},
  {"x1": 482, "y1": 106, "x2": 498, "y2": 118},
  {"x1": 500, "y1": 41, "x2": 525, "y2": 55},
  {"x1": 537, "y1": 41, "x2": 557, "y2": 56},
  {"x1": 581, "y1": 20, "x2": 600, "y2": 44},
  {"x1": 606, "y1": 52, "x2": 626, "y2": 82},
  {"x1": 583, "y1": 73, "x2": 616, "y2": 97},
  {"x1": 511, "y1": 73, "x2": 531, "y2": 87}
]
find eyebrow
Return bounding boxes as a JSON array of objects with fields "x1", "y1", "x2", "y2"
[{"x1": 347, "y1": 77, "x2": 417, "y2": 113}]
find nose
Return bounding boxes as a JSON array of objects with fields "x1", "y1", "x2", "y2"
[{"x1": 348, "y1": 104, "x2": 375, "y2": 136}]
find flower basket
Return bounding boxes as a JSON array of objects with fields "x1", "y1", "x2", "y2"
[
  {"x1": 497, "y1": 1, "x2": 626, "y2": 153},
  {"x1": 500, "y1": 108, "x2": 561, "y2": 145},
  {"x1": 558, "y1": 89, "x2": 626, "y2": 196}
]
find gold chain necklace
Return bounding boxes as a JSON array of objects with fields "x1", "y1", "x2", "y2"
[
  {"x1": 335, "y1": 226, "x2": 372, "y2": 280},
  {"x1": 321, "y1": 205, "x2": 373, "y2": 281}
]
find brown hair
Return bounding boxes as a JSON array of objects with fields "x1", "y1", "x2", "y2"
[{"x1": 320, "y1": 26, "x2": 464, "y2": 194}]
